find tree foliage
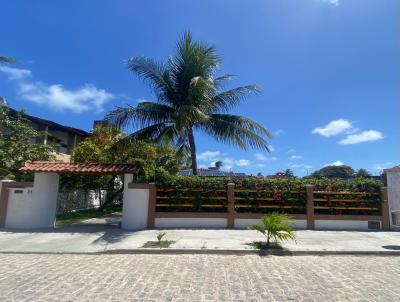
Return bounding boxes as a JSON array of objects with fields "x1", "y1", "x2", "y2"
[
  {"x1": 0, "y1": 107, "x2": 54, "y2": 180},
  {"x1": 355, "y1": 168, "x2": 372, "y2": 178},
  {"x1": 60, "y1": 126, "x2": 182, "y2": 210},
  {"x1": 106, "y1": 31, "x2": 271, "y2": 175},
  {"x1": 71, "y1": 126, "x2": 181, "y2": 179},
  {"x1": 310, "y1": 165, "x2": 355, "y2": 179}
]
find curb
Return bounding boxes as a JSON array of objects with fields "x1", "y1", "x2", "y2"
[{"x1": 1, "y1": 249, "x2": 400, "y2": 256}]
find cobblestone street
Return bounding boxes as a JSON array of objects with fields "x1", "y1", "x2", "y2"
[{"x1": 0, "y1": 254, "x2": 399, "y2": 301}]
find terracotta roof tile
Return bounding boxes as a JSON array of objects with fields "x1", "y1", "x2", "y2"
[{"x1": 20, "y1": 162, "x2": 140, "y2": 174}]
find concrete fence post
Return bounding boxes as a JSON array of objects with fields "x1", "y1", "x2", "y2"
[
  {"x1": 380, "y1": 186, "x2": 390, "y2": 230},
  {"x1": 147, "y1": 183, "x2": 156, "y2": 229},
  {"x1": 122, "y1": 174, "x2": 154, "y2": 230},
  {"x1": 306, "y1": 185, "x2": 315, "y2": 230},
  {"x1": 227, "y1": 183, "x2": 235, "y2": 229},
  {"x1": 0, "y1": 180, "x2": 14, "y2": 228}
]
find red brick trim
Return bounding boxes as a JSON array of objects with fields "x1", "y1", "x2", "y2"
[
  {"x1": 314, "y1": 215, "x2": 382, "y2": 221},
  {"x1": 234, "y1": 213, "x2": 307, "y2": 220},
  {"x1": 306, "y1": 185, "x2": 315, "y2": 230},
  {"x1": 128, "y1": 183, "x2": 152, "y2": 189},
  {"x1": 0, "y1": 182, "x2": 33, "y2": 228}
]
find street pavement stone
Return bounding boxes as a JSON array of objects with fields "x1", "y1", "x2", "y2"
[{"x1": 0, "y1": 254, "x2": 399, "y2": 301}]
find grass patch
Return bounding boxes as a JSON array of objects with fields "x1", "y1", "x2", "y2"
[
  {"x1": 56, "y1": 206, "x2": 121, "y2": 226},
  {"x1": 245, "y1": 241, "x2": 282, "y2": 251},
  {"x1": 142, "y1": 240, "x2": 175, "y2": 248}
]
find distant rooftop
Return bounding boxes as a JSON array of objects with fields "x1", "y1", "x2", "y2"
[
  {"x1": 7, "y1": 107, "x2": 90, "y2": 137},
  {"x1": 179, "y1": 168, "x2": 247, "y2": 177}
]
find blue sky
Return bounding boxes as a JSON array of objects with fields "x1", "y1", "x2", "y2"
[{"x1": 1, "y1": 0, "x2": 399, "y2": 176}]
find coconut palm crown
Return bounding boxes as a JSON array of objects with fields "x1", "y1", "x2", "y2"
[{"x1": 106, "y1": 32, "x2": 271, "y2": 175}]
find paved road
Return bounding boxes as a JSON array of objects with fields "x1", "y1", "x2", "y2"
[{"x1": 0, "y1": 254, "x2": 399, "y2": 301}]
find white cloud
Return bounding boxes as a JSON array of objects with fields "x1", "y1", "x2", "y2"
[
  {"x1": 321, "y1": 0, "x2": 339, "y2": 6},
  {"x1": 312, "y1": 119, "x2": 352, "y2": 137},
  {"x1": 273, "y1": 129, "x2": 285, "y2": 136},
  {"x1": 18, "y1": 82, "x2": 114, "y2": 113},
  {"x1": 269, "y1": 145, "x2": 275, "y2": 152},
  {"x1": 0, "y1": 66, "x2": 114, "y2": 113},
  {"x1": 136, "y1": 98, "x2": 150, "y2": 103},
  {"x1": 287, "y1": 149, "x2": 296, "y2": 154},
  {"x1": 255, "y1": 153, "x2": 267, "y2": 161},
  {"x1": 324, "y1": 160, "x2": 344, "y2": 167},
  {"x1": 197, "y1": 151, "x2": 221, "y2": 162},
  {"x1": 255, "y1": 153, "x2": 277, "y2": 161},
  {"x1": 235, "y1": 159, "x2": 251, "y2": 167},
  {"x1": 372, "y1": 162, "x2": 394, "y2": 172},
  {"x1": 339, "y1": 130, "x2": 384, "y2": 145},
  {"x1": 0, "y1": 65, "x2": 32, "y2": 80},
  {"x1": 290, "y1": 163, "x2": 312, "y2": 169},
  {"x1": 290, "y1": 155, "x2": 303, "y2": 160}
]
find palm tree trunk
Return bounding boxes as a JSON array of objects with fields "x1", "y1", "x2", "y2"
[{"x1": 188, "y1": 128, "x2": 198, "y2": 175}]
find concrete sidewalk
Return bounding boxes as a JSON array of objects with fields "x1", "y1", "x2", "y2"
[{"x1": 0, "y1": 215, "x2": 400, "y2": 254}]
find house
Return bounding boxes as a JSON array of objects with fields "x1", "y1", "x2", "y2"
[
  {"x1": 179, "y1": 167, "x2": 248, "y2": 177},
  {"x1": 5, "y1": 107, "x2": 90, "y2": 157}
]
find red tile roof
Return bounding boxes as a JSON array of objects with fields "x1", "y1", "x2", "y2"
[{"x1": 20, "y1": 162, "x2": 140, "y2": 174}]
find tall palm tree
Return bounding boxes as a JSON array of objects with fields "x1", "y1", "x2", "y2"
[{"x1": 106, "y1": 32, "x2": 271, "y2": 175}]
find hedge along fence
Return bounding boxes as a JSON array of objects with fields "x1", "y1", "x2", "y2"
[{"x1": 155, "y1": 176, "x2": 383, "y2": 216}]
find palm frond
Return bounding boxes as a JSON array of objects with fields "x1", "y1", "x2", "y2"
[
  {"x1": 212, "y1": 85, "x2": 261, "y2": 112},
  {"x1": 0, "y1": 56, "x2": 16, "y2": 63},
  {"x1": 199, "y1": 114, "x2": 271, "y2": 150},
  {"x1": 169, "y1": 31, "x2": 220, "y2": 105},
  {"x1": 213, "y1": 74, "x2": 236, "y2": 88},
  {"x1": 105, "y1": 102, "x2": 175, "y2": 129},
  {"x1": 128, "y1": 123, "x2": 170, "y2": 141},
  {"x1": 127, "y1": 57, "x2": 177, "y2": 106}
]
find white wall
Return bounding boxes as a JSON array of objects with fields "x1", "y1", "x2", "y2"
[
  {"x1": 155, "y1": 218, "x2": 227, "y2": 229},
  {"x1": 386, "y1": 170, "x2": 400, "y2": 226},
  {"x1": 5, "y1": 187, "x2": 34, "y2": 228},
  {"x1": 121, "y1": 174, "x2": 149, "y2": 230},
  {"x1": 234, "y1": 219, "x2": 307, "y2": 230},
  {"x1": 315, "y1": 220, "x2": 370, "y2": 230},
  {"x1": 6, "y1": 173, "x2": 59, "y2": 229}
]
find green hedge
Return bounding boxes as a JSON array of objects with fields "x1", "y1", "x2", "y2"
[
  {"x1": 155, "y1": 176, "x2": 382, "y2": 214},
  {"x1": 156, "y1": 176, "x2": 382, "y2": 192}
]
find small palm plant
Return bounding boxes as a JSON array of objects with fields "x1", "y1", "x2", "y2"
[
  {"x1": 156, "y1": 232, "x2": 166, "y2": 244},
  {"x1": 249, "y1": 213, "x2": 296, "y2": 248}
]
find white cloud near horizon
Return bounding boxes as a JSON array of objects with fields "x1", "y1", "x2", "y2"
[
  {"x1": 235, "y1": 159, "x2": 251, "y2": 167},
  {"x1": 255, "y1": 153, "x2": 278, "y2": 161},
  {"x1": 290, "y1": 155, "x2": 303, "y2": 160},
  {"x1": 324, "y1": 160, "x2": 344, "y2": 167},
  {"x1": 290, "y1": 163, "x2": 312, "y2": 170},
  {"x1": 313, "y1": 118, "x2": 384, "y2": 145},
  {"x1": 372, "y1": 162, "x2": 395, "y2": 172},
  {"x1": 197, "y1": 151, "x2": 222, "y2": 162},
  {"x1": 0, "y1": 66, "x2": 114, "y2": 113},
  {"x1": 339, "y1": 130, "x2": 384, "y2": 145},
  {"x1": 312, "y1": 119, "x2": 352, "y2": 137}
]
